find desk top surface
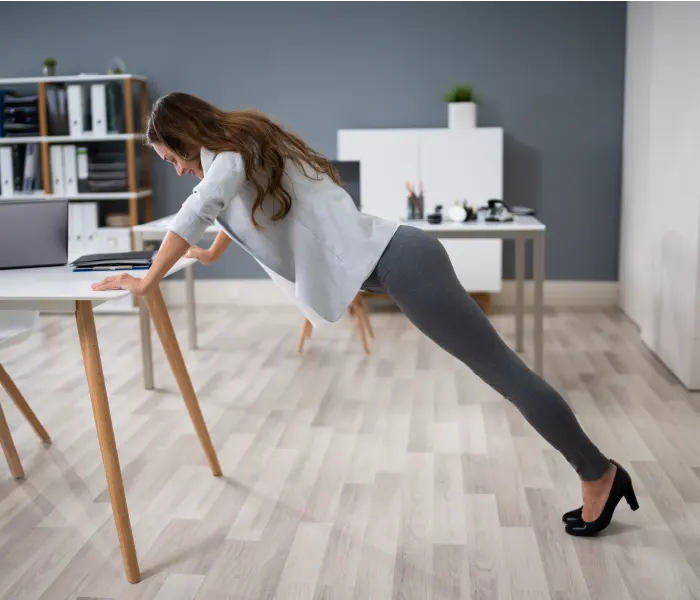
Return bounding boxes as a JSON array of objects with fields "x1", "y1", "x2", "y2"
[
  {"x1": 0, "y1": 258, "x2": 195, "y2": 304},
  {"x1": 133, "y1": 214, "x2": 545, "y2": 235}
]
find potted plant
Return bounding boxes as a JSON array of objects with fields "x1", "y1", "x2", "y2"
[
  {"x1": 443, "y1": 83, "x2": 478, "y2": 129},
  {"x1": 42, "y1": 58, "x2": 57, "y2": 77}
]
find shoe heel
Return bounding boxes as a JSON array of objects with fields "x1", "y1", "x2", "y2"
[{"x1": 624, "y1": 486, "x2": 639, "y2": 511}]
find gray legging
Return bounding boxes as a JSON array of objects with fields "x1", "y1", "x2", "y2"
[{"x1": 362, "y1": 224, "x2": 610, "y2": 481}]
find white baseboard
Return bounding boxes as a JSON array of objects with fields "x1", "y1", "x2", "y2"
[
  {"x1": 492, "y1": 280, "x2": 619, "y2": 307},
  {"x1": 161, "y1": 278, "x2": 619, "y2": 308}
]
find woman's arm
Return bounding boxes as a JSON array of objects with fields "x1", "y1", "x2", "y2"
[
  {"x1": 91, "y1": 152, "x2": 244, "y2": 295},
  {"x1": 185, "y1": 231, "x2": 232, "y2": 264}
]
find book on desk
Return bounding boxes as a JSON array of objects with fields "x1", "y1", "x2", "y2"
[{"x1": 71, "y1": 250, "x2": 155, "y2": 271}]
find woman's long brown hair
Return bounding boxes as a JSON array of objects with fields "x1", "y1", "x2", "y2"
[{"x1": 145, "y1": 92, "x2": 341, "y2": 227}]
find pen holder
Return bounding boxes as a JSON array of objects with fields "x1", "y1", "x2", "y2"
[{"x1": 407, "y1": 193, "x2": 424, "y2": 220}]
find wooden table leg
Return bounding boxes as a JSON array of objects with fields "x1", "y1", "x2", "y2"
[
  {"x1": 144, "y1": 286, "x2": 222, "y2": 477},
  {"x1": 0, "y1": 363, "x2": 51, "y2": 442},
  {"x1": 75, "y1": 301, "x2": 140, "y2": 584},
  {"x1": 0, "y1": 401, "x2": 23, "y2": 479}
]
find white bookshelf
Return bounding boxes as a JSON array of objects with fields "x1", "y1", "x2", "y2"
[
  {"x1": 0, "y1": 133, "x2": 145, "y2": 145},
  {"x1": 1, "y1": 73, "x2": 154, "y2": 315},
  {"x1": 0, "y1": 190, "x2": 151, "y2": 202},
  {"x1": 0, "y1": 72, "x2": 154, "y2": 244},
  {"x1": 0, "y1": 74, "x2": 147, "y2": 85}
]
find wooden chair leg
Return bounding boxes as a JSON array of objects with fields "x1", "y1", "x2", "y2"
[
  {"x1": 352, "y1": 298, "x2": 370, "y2": 355},
  {"x1": 0, "y1": 401, "x2": 24, "y2": 479},
  {"x1": 75, "y1": 300, "x2": 140, "y2": 584},
  {"x1": 298, "y1": 319, "x2": 313, "y2": 354},
  {"x1": 356, "y1": 295, "x2": 374, "y2": 339},
  {"x1": 0, "y1": 363, "x2": 50, "y2": 443},
  {"x1": 144, "y1": 286, "x2": 222, "y2": 477}
]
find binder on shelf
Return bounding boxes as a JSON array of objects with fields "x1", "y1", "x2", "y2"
[
  {"x1": 82, "y1": 202, "x2": 99, "y2": 249},
  {"x1": 62, "y1": 145, "x2": 78, "y2": 195},
  {"x1": 46, "y1": 85, "x2": 69, "y2": 135},
  {"x1": 68, "y1": 202, "x2": 84, "y2": 260},
  {"x1": 77, "y1": 146, "x2": 89, "y2": 192},
  {"x1": 0, "y1": 146, "x2": 14, "y2": 196},
  {"x1": 22, "y1": 143, "x2": 39, "y2": 191},
  {"x1": 50, "y1": 145, "x2": 65, "y2": 196},
  {"x1": 66, "y1": 85, "x2": 84, "y2": 137},
  {"x1": 90, "y1": 84, "x2": 107, "y2": 136}
]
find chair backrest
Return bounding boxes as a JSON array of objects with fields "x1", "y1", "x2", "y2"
[{"x1": 0, "y1": 311, "x2": 39, "y2": 349}]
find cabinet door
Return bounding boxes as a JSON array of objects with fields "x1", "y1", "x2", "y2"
[
  {"x1": 419, "y1": 129, "x2": 504, "y2": 293},
  {"x1": 338, "y1": 129, "x2": 420, "y2": 221},
  {"x1": 418, "y1": 128, "x2": 503, "y2": 209}
]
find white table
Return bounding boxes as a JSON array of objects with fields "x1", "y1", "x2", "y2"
[
  {"x1": 0, "y1": 259, "x2": 222, "y2": 584},
  {"x1": 133, "y1": 215, "x2": 546, "y2": 374}
]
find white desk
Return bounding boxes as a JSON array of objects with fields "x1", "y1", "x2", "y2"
[
  {"x1": 133, "y1": 215, "x2": 546, "y2": 374},
  {"x1": 0, "y1": 259, "x2": 221, "y2": 584}
]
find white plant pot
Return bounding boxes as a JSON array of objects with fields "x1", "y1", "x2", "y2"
[{"x1": 448, "y1": 102, "x2": 477, "y2": 129}]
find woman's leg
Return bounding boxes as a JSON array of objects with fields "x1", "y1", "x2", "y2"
[{"x1": 373, "y1": 225, "x2": 611, "y2": 485}]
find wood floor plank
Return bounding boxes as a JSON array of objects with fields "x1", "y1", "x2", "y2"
[{"x1": 1, "y1": 307, "x2": 699, "y2": 599}]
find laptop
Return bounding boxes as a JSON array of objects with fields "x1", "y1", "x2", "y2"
[{"x1": 0, "y1": 198, "x2": 69, "y2": 270}]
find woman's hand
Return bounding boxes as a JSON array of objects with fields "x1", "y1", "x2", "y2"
[
  {"x1": 185, "y1": 245, "x2": 217, "y2": 264},
  {"x1": 185, "y1": 233, "x2": 231, "y2": 264},
  {"x1": 91, "y1": 272, "x2": 148, "y2": 296}
]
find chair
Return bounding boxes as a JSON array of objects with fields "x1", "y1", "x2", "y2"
[
  {"x1": 0, "y1": 311, "x2": 51, "y2": 479},
  {"x1": 296, "y1": 160, "x2": 382, "y2": 354},
  {"x1": 298, "y1": 293, "x2": 375, "y2": 355}
]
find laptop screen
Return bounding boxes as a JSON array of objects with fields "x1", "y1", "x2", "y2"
[{"x1": 0, "y1": 199, "x2": 69, "y2": 270}]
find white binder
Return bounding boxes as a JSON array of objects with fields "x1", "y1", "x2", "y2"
[
  {"x1": 81, "y1": 202, "x2": 99, "y2": 253},
  {"x1": 62, "y1": 145, "x2": 79, "y2": 195},
  {"x1": 50, "y1": 145, "x2": 65, "y2": 196},
  {"x1": 68, "y1": 202, "x2": 84, "y2": 261},
  {"x1": 67, "y1": 85, "x2": 84, "y2": 137},
  {"x1": 90, "y1": 84, "x2": 107, "y2": 137},
  {"x1": 0, "y1": 147, "x2": 14, "y2": 197}
]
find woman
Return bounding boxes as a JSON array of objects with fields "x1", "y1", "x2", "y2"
[{"x1": 93, "y1": 92, "x2": 638, "y2": 536}]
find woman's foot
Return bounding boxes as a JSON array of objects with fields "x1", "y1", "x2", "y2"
[
  {"x1": 560, "y1": 461, "x2": 617, "y2": 523},
  {"x1": 564, "y1": 459, "x2": 639, "y2": 537},
  {"x1": 581, "y1": 461, "x2": 617, "y2": 522}
]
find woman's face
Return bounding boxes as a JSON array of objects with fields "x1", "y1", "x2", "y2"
[{"x1": 153, "y1": 143, "x2": 204, "y2": 179}]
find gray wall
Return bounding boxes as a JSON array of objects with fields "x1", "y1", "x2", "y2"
[{"x1": 0, "y1": 2, "x2": 626, "y2": 281}]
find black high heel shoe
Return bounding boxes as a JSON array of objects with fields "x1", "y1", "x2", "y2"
[
  {"x1": 562, "y1": 507, "x2": 582, "y2": 524},
  {"x1": 565, "y1": 460, "x2": 639, "y2": 537}
]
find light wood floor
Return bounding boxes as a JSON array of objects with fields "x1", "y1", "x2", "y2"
[{"x1": 1, "y1": 305, "x2": 700, "y2": 600}]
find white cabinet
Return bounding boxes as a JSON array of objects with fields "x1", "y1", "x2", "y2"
[
  {"x1": 620, "y1": 2, "x2": 700, "y2": 389},
  {"x1": 336, "y1": 129, "x2": 421, "y2": 222},
  {"x1": 338, "y1": 127, "x2": 504, "y2": 292}
]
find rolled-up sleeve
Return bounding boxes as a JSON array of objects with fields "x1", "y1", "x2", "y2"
[{"x1": 167, "y1": 151, "x2": 246, "y2": 245}]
